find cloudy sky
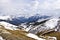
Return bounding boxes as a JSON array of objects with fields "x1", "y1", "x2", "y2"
[{"x1": 0, "y1": 0, "x2": 60, "y2": 17}]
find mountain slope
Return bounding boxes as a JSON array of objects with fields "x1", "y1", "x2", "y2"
[
  {"x1": 0, "y1": 21, "x2": 19, "y2": 30},
  {"x1": 0, "y1": 21, "x2": 47, "y2": 40},
  {"x1": 20, "y1": 17, "x2": 60, "y2": 34}
]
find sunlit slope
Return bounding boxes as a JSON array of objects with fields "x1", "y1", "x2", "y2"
[{"x1": 0, "y1": 27, "x2": 35, "y2": 40}]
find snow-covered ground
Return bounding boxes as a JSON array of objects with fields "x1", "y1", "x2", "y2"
[
  {"x1": 45, "y1": 18, "x2": 59, "y2": 29},
  {"x1": 0, "y1": 21, "x2": 19, "y2": 30},
  {"x1": 27, "y1": 33, "x2": 46, "y2": 40},
  {"x1": 27, "y1": 33, "x2": 57, "y2": 40}
]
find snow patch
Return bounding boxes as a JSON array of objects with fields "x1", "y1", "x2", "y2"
[
  {"x1": 45, "y1": 18, "x2": 59, "y2": 29},
  {"x1": 0, "y1": 16, "x2": 12, "y2": 20},
  {"x1": 27, "y1": 33, "x2": 45, "y2": 40},
  {"x1": 0, "y1": 21, "x2": 19, "y2": 30}
]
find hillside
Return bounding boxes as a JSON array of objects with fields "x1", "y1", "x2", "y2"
[{"x1": 0, "y1": 26, "x2": 35, "y2": 40}]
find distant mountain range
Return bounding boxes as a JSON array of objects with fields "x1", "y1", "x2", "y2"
[{"x1": 0, "y1": 14, "x2": 50, "y2": 25}]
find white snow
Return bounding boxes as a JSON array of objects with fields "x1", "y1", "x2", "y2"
[
  {"x1": 25, "y1": 25, "x2": 32, "y2": 32},
  {"x1": 52, "y1": 37, "x2": 57, "y2": 40},
  {"x1": 27, "y1": 33, "x2": 45, "y2": 40},
  {"x1": 45, "y1": 18, "x2": 59, "y2": 29},
  {"x1": 20, "y1": 23, "x2": 27, "y2": 29},
  {"x1": 37, "y1": 18, "x2": 50, "y2": 22},
  {"x1": 0, "y1": 21, "x2": 19, "y2": 30},
  {"x1": 0, "y1": 16, "x2": 12, "y2": 20},
  {"x1": 48, "y1": 36, "x2": 57, "y2": 40},
  {"x1": 0, "y1": 36, "x2": 4, "y2": 40},
  {"x1": 27, "y1": 33, "x2": 57, "y2": 40}
]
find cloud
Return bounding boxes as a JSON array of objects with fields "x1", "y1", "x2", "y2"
[
  {"x1": 0, "y1": 0, "x2": 60, "y2": 17},
  {"x1": 0, "y1": 0, "x2": 11, "y2": 3},
  {"x1": 39, "y1": 0, "x2": 60, "y2": 9},
  {"x1": 0, "y1": 0, "x2": 39, "y2": 16}
]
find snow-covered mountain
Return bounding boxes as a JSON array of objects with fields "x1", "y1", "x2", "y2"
[
  {"x1": 0, "y1": 15, "x2": 59, "y2": 34},
  {"x1": 0, "y1": 16, "x2": 11, "y2": 20},
  {"x1": 0, "y1": 15, "x2": 50, "y2": 26},
  {"x1": 0, "y1": 16, "x2": 58, "y2": 40},
  {"x1": 19, "y1": 17, "x2": 60, "y2": 34}
]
